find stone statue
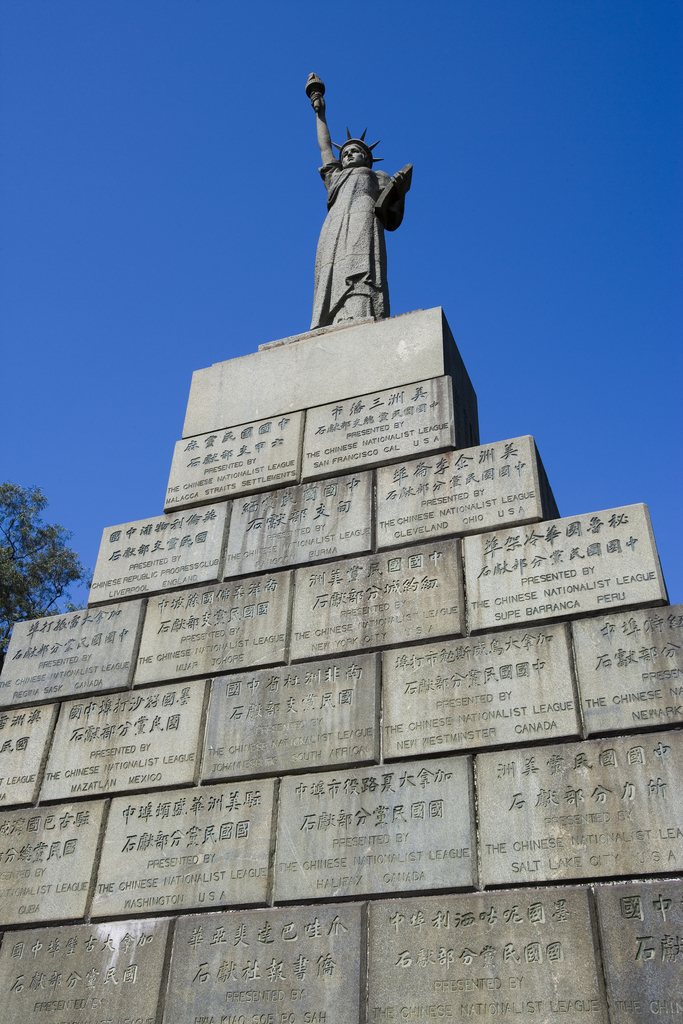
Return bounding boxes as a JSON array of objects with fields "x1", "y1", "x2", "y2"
[{"x1": 306, "y1": 73, "x2": 412, "y2": 330}]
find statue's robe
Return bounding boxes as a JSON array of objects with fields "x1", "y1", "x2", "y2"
[{"x1": 311, "y1": 162, "x2": 392, "y2": 330}]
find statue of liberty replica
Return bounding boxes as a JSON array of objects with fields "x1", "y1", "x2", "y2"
[{"x1": 306, "y1": 73, "x2": 412, "y2": 330}]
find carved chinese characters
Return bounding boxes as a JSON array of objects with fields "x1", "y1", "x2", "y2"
[
  {"x1": 0, "y1": 799, "x2": 106, "y2": 925},
  {"x1": 0, "y1": 703, "x2": 58, "y2": 806},
  {"x1": 163, "y1": 904, "x2": 364, "y2": 1024},
  {"x1": 225, "y1": 472, "x2": 372, "y2": 576},
  {"x1": 572, "y1": 604, "x2": 683, "y2": 735},
  {"x1": 369, "y1": 888, "x2": 607, "y2": 1024},
  {"x1": 302, "y1": 377, "x2": 455, "y2": 481},
  {"x1": 477, "y1": 730, "x2": 683, "y2": 886},
  {"x1": 274, "y1": 756, "x2": 476, "y2": 901},
  {"x1": 92, "y1": 780, "x2": 276, "y2": 917},
  {"x1": 465, "y1": 504, "x2": 667, "y2": 633},
  {"x1": 89, "y1": 503, "x2": 228, "y2": 603},
  {"x1": 594, "y1": 879, "x2": 683, "y2": 1023},
  {"x1": 0, "y1": 917, "x2": 170, "y2": 1023},
  {"x1": 40, "y1": 681, "x2": 208, "y2": 802},
  {"x1": 202, "y1": 654, "x2": 380, "y2": 781},
  {"x1": 290, "y1": 541, "x2": 465, "y2": 661},
  {"x1": 382, "y1": 625, "x2": 579, "y2": 758},
  {"x1": 134, "y1": 573, "x2": 292, "y2": 683},
  {"x1": 376, "y1": 435, "x2": 558, "y2": 549},
  {"x1": 0, "y1": 600, "x2": 145, "y2": 709},
  {"x1": 166, "y1": 411, "x2": 304, "y2": 510}
]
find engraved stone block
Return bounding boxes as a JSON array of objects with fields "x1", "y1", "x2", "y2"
[
  {"x1": 92, "y1": 778, "x2": 276, "y2": 917},
  {"x1": 165, "y1": 411, "x2": 304, "y2": 511},
  {"x1": 202, "y1": 654, "x2": 380, "y2": 781},
  {"x1": 224, "y1": 472, "x2": 372, "y2": 577},
  {"x1": 382, "y1": 623, "x2": 580, "y2": 758},
  {"x1": 594, "y1": 878, "x2": 683, "y2": 1023},
  {"x1": 0, "y1": 703, "x2": 58, "y2": 807},
  {"x1": 40, "y1": 680, "x2": 208, "y2": 802},
  {"x1": 89, "y1": 503, "x2": 228, "y2": 604},
  {"x1": 0, "y1": 917, "x2": 170, "y2": 1023},
  {"x1": 134, "y1": 572, "x2": 292, "y2": 684},
  {"x1": 290, "y1": 541, "x2": 465, "y2": 662},
  {"x1": 369, "y1": 887, "x2": 607, "y2": 1024},
  {"x1": 465, "y1": 504, "x2": 668, "y2": 634},
  {"x1": 0, "y1": 600, "x2": 145, "y2": 709},
  {"x1": 0, "y1": 798, "x2": 106, "y2": 925},
  {"x1": 163, "y1": 903, "x2": 364, "y2": 1024},
  {"x1": 274, "y1": 755, "x2": 476, "y2": 901},
  {"x1": 376, "y1": 435, "x2": 558, "y2": 549},
  {"x1": 477, "y1": 729, "x2": 683, "y2": 886},
  {"x1": 302, "y1": 376, "x2": 455, "y2": 481},
  {"x1": 572, "y1": 604, "x2": 683, "y2": 736}
]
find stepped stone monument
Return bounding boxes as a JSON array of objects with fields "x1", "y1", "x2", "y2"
[{"x1": 0, "y1": 74, "x2": 678, "y2": 1023}]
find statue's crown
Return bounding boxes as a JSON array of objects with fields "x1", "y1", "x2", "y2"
[{"x1": 332, "y1": 127, "x2": 383, "y2": 164}]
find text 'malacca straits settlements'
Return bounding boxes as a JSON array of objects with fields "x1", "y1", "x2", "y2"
[{"x1": 306, "y1": 73, "x2": 412, "y2": 329}]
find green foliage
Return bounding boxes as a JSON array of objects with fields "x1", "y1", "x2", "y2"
[{"x1": 0, "y1": 483, "x2": 88, "y2": 665}]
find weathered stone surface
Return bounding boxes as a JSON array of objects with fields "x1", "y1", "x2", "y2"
[
  {"x1": 376, "y1": 435, "x2": 558, "y2": 549},
  {"x1": 369, "y1": 887, "x2": 607, "y2": 1024},
  {"x1": 134, "y1": 572, "x2": 292, "y2": 684},
  {"x1": 382, "y1": 623, "x2": 580, "y2": 758},
  {"x1": 465, "y1": 504, "x2": 668, "y2": 633},
  {"x1": 166, "y1": 411, "x2": 304, "y2": 511},
  {"x1": 302, "y1": 377, "x2": 455, "y2": 481},
  {"x1": 0, "y1": 703, "x2": 58, "y2": 807},
  {"x1": 224, "y1": 472, "x2": 372, "y2": 576},
  {"x1": 202, "y1": 654, "x2": 380, "y2": 781},
  {"x1": 92, "y1": 779, "x2": 276, "y2": 917},
  {"x1": 89, "y1": 503, "x2": 228, "y2": 604},
  {"x1": 290, "y1": 540, "x2": 465, "y2": 661},
  {"x1": 594, "y1": 878, "x2": 683, "y2": 1022},
  {"x1": 0, "y1": 917, "x2": 170, "y2": 1022},
  {"x1": 572, "y1": 604, "x2": 683, "y2": 736},
  {"x1": 164, "y1": 903, "x2": 364, "y2": 1024},
  {"x1": 477, "y1": 730, "x2": 683, "y2": 887},
  {"x1": 40, "y1": 680, "x2": 208, "y2": 802},
  {"x1": 183, "y1": 307, "x2": 479, "y2": 444},
  {"x1": 0, "y1": 600, "x2": 145, "y2": 709},
  {"x1": 274, "y1": 755, "x2": 476, "y2": 901},
  {"x1": 0, "y1": 799, "x2": 106, "y2": 926}
]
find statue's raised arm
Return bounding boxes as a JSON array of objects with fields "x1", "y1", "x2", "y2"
[{"x1": 305, "y1": 73, "x2": 412, "y2": 330}]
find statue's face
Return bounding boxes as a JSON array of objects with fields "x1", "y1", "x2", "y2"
[{"x1": 341, "y1": 144, "x2": 371, "y2": 168}]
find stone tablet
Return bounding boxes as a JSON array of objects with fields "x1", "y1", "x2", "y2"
[
  {"x1": 134, "y1": 572, "x2": 292, "y2": 684},
  {"x1": 302, "y1": 376, "x2": 455, "y2": 481},
  {"x1": 594, "y1": 878, "x2": 683, "y2": 1023},
  {"x1": 0, "y1": 917, "x2": 170, "y2": 1024},
  {"x1": 40, "y1": 680, "x2": 208, "y2": 802},
  {"x1": 92, "y1": 779, "x2": 276, "y2": 917},
  {"x1": 224, "y1": 471, "x2": 372, "y2": 576},
  {"x1": 290, "y1": 541, "x2": 465, "y2": 661},
  {"x1": 0, "y1": 703, "x2": 58, "y2": 807},
  {"x1": 165, "y1": 410, "x2": 304, "y2": 511},
  {"x1": 202, "y1": 654, "x2": 380, "y2": 781},
  {"x1": 0, "y1": 799, "x2": 105, "y2": 926},
  {"x1": 0, "y1": 600, "x2": 145, "y2": 709},
  {"x1": 164, "y1": 903, "x2": 364, "y2": 1024},
  {"x1": 376, "y1": 435, "x2": 558, "y2": 549},
  {"x1": 572, "y1": 604, "x2": 683, "y2": 736},
  {"x1": 465, "y1": 504, "x2": 668, "y2": 634},
  {"x1": 369, "y1": 887, "x2": 607, "y2": 1024},
  {"x1": 274, "y1": 755, "x2": 476, "y2": 901},
  {"x1": 89, "y1": 503, "x2": 228, "y2": 603},
  {"x1": 477, "y1": 729, "x2": 683, "y2": 887},
  {"x1": 382, "y1": 624, "x2": 580, "y2": 759}
]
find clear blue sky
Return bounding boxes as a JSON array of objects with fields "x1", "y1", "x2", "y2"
[{"x1": 1, "y1": 1, "x2": 681, "y2": 607}]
